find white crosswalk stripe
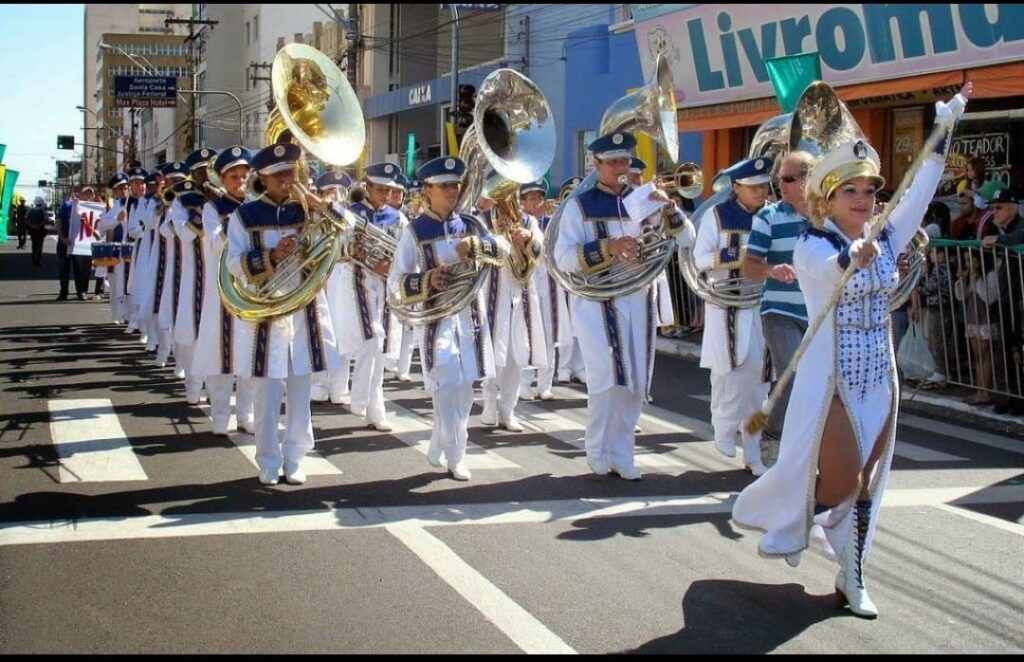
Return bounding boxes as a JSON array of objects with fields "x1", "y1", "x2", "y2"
[
  {"x1": 385, "y1": 400, "x2": 520, "y2": 470},
  {"x1": 47, "y1": 399, "x2": 149, "y2": 482}
]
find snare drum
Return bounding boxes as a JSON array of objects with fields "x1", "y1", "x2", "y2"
[
  {"x1": 119, "y1": 242, "x2": 134, "y2": 264},
  {"x1": 91, "y1": 242, "x2": 121, "y2": 268}
]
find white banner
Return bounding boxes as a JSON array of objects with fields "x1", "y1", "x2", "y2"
[
  {"x1": 71, "y1": 200, "x2": 105, "y2": 257},
  {"x1": 634, "y1": 4, "x2": 1024, "y2": 108}
]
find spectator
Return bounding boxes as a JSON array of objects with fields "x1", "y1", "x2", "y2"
[
  {"x1": 964, "y1": 155, "x2": 987, "y2": 193},
  {"x1": 951, "y1": 185, "x2": 985, "y2": 239},
  {"x1": 955, "y1": 250, "x2": 1001, "y2": 406},
  {"x1": 55, "y1": 187, "x2": 97, "y2": 301},
  {"x1": 919, "y1": 247, "x2": 952, "y2": 388},
  {"x1": 24, "y1": 197, "x2": 48, "y2": 266},
  {"x1": 14, "y1": 198, "x2": 28, "y2": 249},
  {"x1": 924, "y1": 200, "x2": 951, "y2": 238}
]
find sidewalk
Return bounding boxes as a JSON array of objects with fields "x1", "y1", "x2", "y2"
[{"x1": 656, "y1": 334, "x2": 1024, "y2": 440}]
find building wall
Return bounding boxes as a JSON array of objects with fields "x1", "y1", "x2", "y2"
[{"x1": 199, "y1": 4, "x2": 245, "y2": 150}]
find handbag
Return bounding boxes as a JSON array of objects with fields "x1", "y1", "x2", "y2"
[{"x1": 897, "y1": 321, "x2": 937, "y2": 382}]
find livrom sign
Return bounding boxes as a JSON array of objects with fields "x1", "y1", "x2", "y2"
[{"x1": 634, "y1": 4, "x2": 1024, "y2": 108}]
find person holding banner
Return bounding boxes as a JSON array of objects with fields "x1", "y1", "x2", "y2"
[{"x1": 56, "y1": 187, "x2": 99, "y2": 300}]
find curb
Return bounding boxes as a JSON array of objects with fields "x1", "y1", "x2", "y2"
[{"x1": 656, "y1": 336, "x2": 1024, "y2": 440}]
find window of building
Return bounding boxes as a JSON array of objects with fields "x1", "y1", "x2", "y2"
[
  {"x1": 253, "y1": 15, "x2": 259, "y2": 41},
  {"x1": 246, "y1": 21, "x2": 250, "y2": 46}
]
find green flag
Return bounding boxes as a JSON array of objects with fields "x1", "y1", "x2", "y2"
[
  {"x1": 765, "y1": 52, "x2": 822, "y2": 114},
  {"x1": 0, "y1": 144, "x2": 6, "y2": 163},
  {"x1": 0, "y1": 166, "x2": 17, "y2": 243}
]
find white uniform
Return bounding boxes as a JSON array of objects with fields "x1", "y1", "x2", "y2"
[
  {"x1": 482, "y1": 210, "x2": 547, "y2": 422},
  {"x1": 388, "y1": 209, "x2": 504, "y2": 466},
  {"x1": 553, "y1": 183, "x2": 669, "y2": 473},
  {"x1": 533, "y1": 213, "x2": 577, "y2": 394},
  {"x1": 190, "y1": 196, "x2": 254, "y2": 433},
  {"x1": 155, "y1": 201, "x2": 181, "y2": 366},
  {"x1": 693, "y1": 196, "x2": 770, "y2": 467},
  {"x1": 341, "y1": 201, "x2": 407, "y2": 425},
  {"x1": 172, "y1": 196, "x2": 207, "y2": 402},
  {"x1": 126, "y1": 194, "x2": 160, "y2": 346},
  {"x1": 98, "y1": 196, "x2": 135, "y2": 324},
  {"x1": 226, "y1": 194, "x2": 341, "y2": 475},
  {"x1": 732, "y1": 155, "x2": 946, "y2": 563}
]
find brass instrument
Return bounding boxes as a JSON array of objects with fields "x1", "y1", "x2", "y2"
[
  {"x1": 344, "y1": 212, "x2": 399, "y2": 279},
  {"x1": 390, "y1": 67, "x2": 554, "y2": 325},
  {"x1": 543, "y1": 51, "x2": 679, "y2": 301},
  {"x1": 656, "y1": 162, "x2": 703, "y2": 199},
  {"x1": 217, "y1": 43, "x2": 365, "y2": 323},
  {"x1": 455, "y1": 69, "x2": 555, "y2": 285}
]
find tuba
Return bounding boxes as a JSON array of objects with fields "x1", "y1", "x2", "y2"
[
  {"x1": 217, "y1": 43, "x2": 365, "y2": 323},
  {"x1": 543, "y1": 51, "x2": 679, "y2": 301},
  {"x1": 679, "y1": 81, "x2": 865, "y2": 309},
  {"x1": 456, "y1": 68, "x2": 556, "y2": 284},
  {"x1": 389, "y1": 68, "x2": 554, "y2": 325}
]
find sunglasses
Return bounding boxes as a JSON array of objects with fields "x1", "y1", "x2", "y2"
[{"x1": 779, "y1": 173, "x2": 805, "y2": 184}]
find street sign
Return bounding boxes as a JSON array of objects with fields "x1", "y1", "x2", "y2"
[{"x1": 113, "y1": 76, "x2": 178, "y2": 108}]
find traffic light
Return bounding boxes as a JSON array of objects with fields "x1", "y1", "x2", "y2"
[
  {"x1": 456, "y1": 84, "x2": 476, "y2": 131},
  {"x1": 38, "y1": 180, "x2": 50, "y2": 188},
  {"x1": 57, "y1": 135, "x2": 75, "y2": 150}
]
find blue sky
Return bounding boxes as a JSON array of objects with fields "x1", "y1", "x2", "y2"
[{"x1": 0, "y1": 4, "x2": 83, "y2": 202}]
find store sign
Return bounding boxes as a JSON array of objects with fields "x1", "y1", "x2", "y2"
[
  {"x1": 113, "y1": 76, "x2": 177, "y2": 108},
  {"x1": 408, "y1": 84, "x2": 432, "y2": 106},
  {"x1": 937, "y1": 128, "x2": 1013, "y2": 196},
  {"x1": 634, "y1": 4, "x2": 1024, "y2": 108},
  {"x1": 891, "y1": 107, "x2": 924, "y2": 187}
]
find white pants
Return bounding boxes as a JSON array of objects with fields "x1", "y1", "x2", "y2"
[
  {"x1": 430, "y1": 382, "x2": 475, "y2": 465},
  {"x1": 483, "y1": 355, "x2": 523, "y2": 420},
  {"x1": 585, "y1": 386, "x2": 644, "y2": 470},
  {"x1": 397, "y1": 326, "x2": 415, "y2": 376},
  {"x1": 710, "y1": 359, "x2": 769, "y2": 463},
  {"x1": 252, "y1": 372, "x2": 313, "y2": 473},
  {"x1": 558, "y1": 338, "x2": 586, "y2": 380},
  {"x1": 152, "y1": 320, "x2": 173, "y2": 361},
  {"x1": 206, "y1": 374, "x2": 254, "y2": 430},
  {"x1": 351, "y1": 341, "x2": 386, "y2": 424},
  {"x1": 175, "y1": 343, "x2": 203, "y2": 401}
]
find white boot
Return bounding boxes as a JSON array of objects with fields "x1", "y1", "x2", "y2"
[
  {"x1": 480, "y1": 399, "x2": 498, "y2": 426},
  {"x1": 835, "y1": 499, "x2": 878, "y2": 619}
]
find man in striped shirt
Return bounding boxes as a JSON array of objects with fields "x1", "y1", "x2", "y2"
[{"x1": 742, "y1": 151, "x2": 813, "y2": 467}]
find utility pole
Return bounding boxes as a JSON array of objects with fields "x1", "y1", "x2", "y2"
[
  {"x1": 447, "y1": 4, "x2": 460, "y2": 156},
  {"x1": 165, "y1": 15, "x2": 219, "y2": 151}
]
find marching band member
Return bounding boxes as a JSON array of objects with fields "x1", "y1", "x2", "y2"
[
  {"x1": 554, "y1": 176, "x2": 588, "y2": 385},
  {"x1": 119, "y1": 167, "x2": 149, "y2": 339},
  {"x1": 313, "y1": 170, "x2": 358, "y2": 405},
  {"x1": 225, "y1": 143, "x2": 341, "y2": 486},
  {"x1": 192, "y1": 146, "x2": 255, "y2": 436},
  {"x1": 153, "y1": 162, "x2": 189, "y2": 368},
  {"x1": 172, "y1": 148, "x2": 219, "y2": 404},
  {"x1": 480, "y1": 175, "x2": 547, "y2": 431},
  {"x1": 694, "y1": 157, "x2": 772, "y2": 476},
  {"x1": 393, "y1": 177, "x2": 421, "y2": 383},
  {"x1": 128, "y1": 170, "x2": 164, "y2": 351},
  {"x1": 343, "y1": 162, "x2": 406, "y2": 432},
  {"x1": 383, "y1": 173, "x2": 411, "y2": 381},
  {"x1": 520, "y1": 178, "x2": 567, "y2": 401},
  {"x1": 97, "y1": 171, "x2": 133, "y2": 325},
  {"x1": 387, "y1": 156, "x2": 507, "y2": 481},
  {"x1": 733, "y1": 83, "x2": 972, "y2": 619},
  {"x1": 553, "y1": 132, "x2": 690, "y2": 480}
]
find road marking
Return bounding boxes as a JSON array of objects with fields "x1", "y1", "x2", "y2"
[
  {"x1": 5, "y1": 485, "x2": 1022, "y2": 547},
  {"x1": 386, "y1": 400, "x2": 520, "y2": 470},
  {"x1": 387, "y1": 524, "x2": 575, "y2": 654},
  {"x1": 197, "y1": 401, "x2": 342, "y2": 476},
  {"x1": 934, "y1": 503, "x2": 1024, "y2": 536},
  {"x1": 900, "y1": 414, "x2": 1024, "y2": 456},
  {"x1": 47, "y1": 399, "x2": 148, "y2": 482}
]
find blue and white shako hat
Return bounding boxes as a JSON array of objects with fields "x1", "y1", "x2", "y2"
[
  {"x1": 724, "y1": 156, "x2": 774, "y2": 187},
  {"x1": 417, "y1": 156, "x2": 467, "y2": 185},
  {"x1": 588, "y1": 131, "x2": 637, "y2": 160},
  {"x1": 160, "y1": 161, "x2": 189, "y2": 181},
  {"x1": 144, "y1": 169, "x2": 162, "y2": 184},
  {"x1": 250, "y1": 143, "x2": 302, "y2": 176},
  {"x1": 127, "y1": 166, "x2": 149, "y2": 181},
  {"x1": 519, "y1": 178, "x2": 549, "y2": 196},
  {"x1": 808, "y1": 139, "x2": 883, "y2": 199},
  {"x1": 173, "y1": 180, "x2": 206, "y2": 208},
  {"x1": 214, "y1": 146, "x2": 252, "y2": 175},
  {"x1": 184, "y1": 147, "x2": 218, "y2": 172},
  {"x1": 407, "y1": 178, "x2": 423, "y2": 194},
  {"x1": 390, "y1": 172, "x2": 410, "y2": 191},
  {"x1": 629, "y1": 157, "x2": 647, "y2": 174},
  {"x1": 315, "y1": 170, "x2": 354, "y2": 191},
  {"x1": 559, "y1": 176, "x2": 583, "y2": 196},
  {"x1": 108, "y1": 172, "x2": 129, "y2": 189},
  {"x1": 364, "y1": 162, "x2": 402, "y2": 187}
]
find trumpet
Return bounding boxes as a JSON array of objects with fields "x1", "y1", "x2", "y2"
[{"x1": 343, "y1": 213, "x2": 399, "y2": 278}]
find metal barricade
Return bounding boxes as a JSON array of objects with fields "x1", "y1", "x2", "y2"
[{"x1": 921, "y1": 239, "x2": 1024, "y2": 406}]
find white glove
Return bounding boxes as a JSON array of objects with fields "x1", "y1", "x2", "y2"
[
  {"x1": 849, "y1": 238, "x2": 879, "y2": 269},
  {"x1": 935, "y1": 92, "x2": 968, "y2": 122}
]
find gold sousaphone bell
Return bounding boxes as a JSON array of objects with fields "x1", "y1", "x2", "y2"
[{"x1": 217, "y1": 43, "x2": 365, "y2": 322}]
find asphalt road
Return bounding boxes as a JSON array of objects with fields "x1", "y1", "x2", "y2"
[{"x1": 1, "y1": 239, "x2": 1022, "y2": 654}]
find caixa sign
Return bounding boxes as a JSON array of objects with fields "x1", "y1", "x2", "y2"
[
  {"x1": 409, "y1": 84, "x2": 432, "y2": 106},
  {"x1": 635, "y1": 4, "x2": 1024, "y2": 108}
]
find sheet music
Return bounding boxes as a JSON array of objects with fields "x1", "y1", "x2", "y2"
[{"x1": 622, "y1": 182, "x2": 663, "y2": 224}]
